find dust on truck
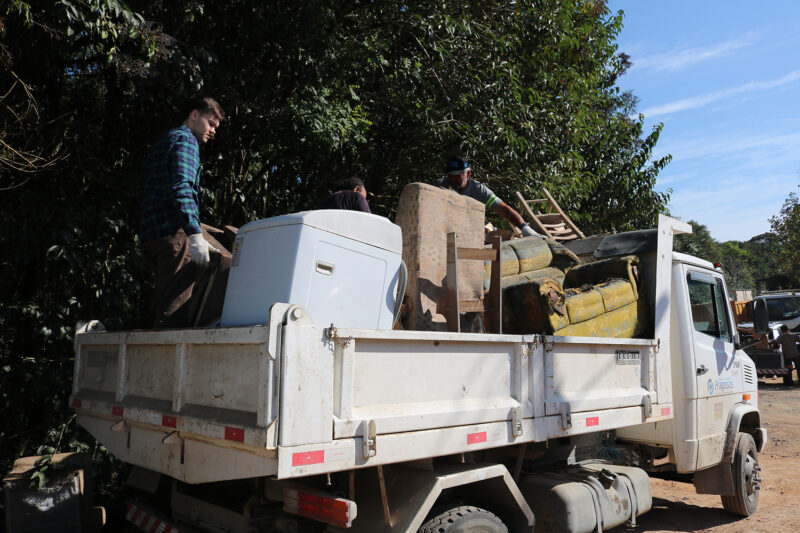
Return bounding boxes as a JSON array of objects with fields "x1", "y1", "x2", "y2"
[{"x1": 70, "y1": 202, "x2": 766, "y2": 532}]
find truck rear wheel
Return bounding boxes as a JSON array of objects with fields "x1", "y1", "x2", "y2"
[
  {"x1": 721, "y1": 432, "x2": 760, "y2": 516},
  {"x1": 419, "y1": 505, "x2": 508, "y2": 533},
  {"x1": 783, "y1": 372, "x2": 793, "y2": 386}
]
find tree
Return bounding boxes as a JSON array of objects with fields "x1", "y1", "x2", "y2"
[
  {"x1": 672, "y1": 222, "x2": 789, "y2": 296},
  {"x1": 0, "y1": 0, "x2": 674, "y2": 492},
  {"x1": 675, "y1": 220, "x2": 775, "y2": 294},
  {"x1": 674, "y1": 221, "x2": 721, "y2": 262},
  {"x1": 769, "y1": 191, "x2": 800, "y2": 280},
  {"x1": 1, "y1": 0, "x2": 153, "y2": 501}
]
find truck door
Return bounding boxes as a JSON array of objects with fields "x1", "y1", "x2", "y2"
[{"x1": 686, "y1": 270, "x2": 737, "y2": 468}]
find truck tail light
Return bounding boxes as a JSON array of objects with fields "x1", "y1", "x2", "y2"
[{"x1": 283, "y1": 488, "x2": 357, "y2": 528}]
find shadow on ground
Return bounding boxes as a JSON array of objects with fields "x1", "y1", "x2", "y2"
[{"x1": 612, "y1": 497, "x2": 745, "y2": 532}]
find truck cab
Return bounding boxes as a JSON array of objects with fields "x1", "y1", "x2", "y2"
[{"x1": 617, "y1": 251, "x2": 763, "y2": 514}]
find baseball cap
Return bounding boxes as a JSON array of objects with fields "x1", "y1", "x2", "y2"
[{"x1": 445, "y1": 155, "x2": 470, "y2": 174}]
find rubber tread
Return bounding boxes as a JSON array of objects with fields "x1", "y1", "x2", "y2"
[
  {"x1": 721, "y1": 432, "x2": 760, "y2": 516},
  {"x1": 419, "y1": 505, "x2": 509, "y2": 533}
]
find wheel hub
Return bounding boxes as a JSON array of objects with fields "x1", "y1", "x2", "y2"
[{"x1": 744, "y1": 453, "x2": 762, "y2": 494}]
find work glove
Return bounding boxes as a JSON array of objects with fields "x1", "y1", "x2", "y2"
[
  {"x1": 188, "y1": 233, "x2": 218, "y2": 266},
  {"x1": 520, "y1": 223, "x2": 541, "y2": 238}
]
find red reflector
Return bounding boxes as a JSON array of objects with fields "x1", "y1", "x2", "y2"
[
  {"x1": 586, "y1": 416, "x2": 599, "y2": 427},
  {"x1": 661, "y1": 407, "x2": 671, "y2": 416},
  {"x1": 299, "y1": 492, "x2": 349, "y2": 513},
  {"x1": 290, "y1": 492, "x2": 351, "y2": 528},
  {"x1": 292, "y1": 450, "x2": 325, "y2": 466},
  {"x1": 112, "y1": 406, "x2": 124, "y2": 416},
  {"x1": 162, "y1": 415, "x2": 177, "y2": 428},
  {"x1": 224, "y1": 427, "x2": 245, "y2": 442},
  {"x1": 467, "y1": 431, "x2": 487, "y2": 445},
  {"x1": 72, "y1": 398, "x2": 82, "y2": 408}
]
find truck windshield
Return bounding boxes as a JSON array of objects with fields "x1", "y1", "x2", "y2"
[{"x1": 765, "y1": 296, "x2": 800, "y2": 322}]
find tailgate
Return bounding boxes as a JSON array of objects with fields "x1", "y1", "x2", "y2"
[{"x1": 71, "y1": 324, "x2": 279, "y2": 483}]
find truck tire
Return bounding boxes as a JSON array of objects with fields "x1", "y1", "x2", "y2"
[
  {"x1": 783, "y1": 372, "x2": 793, "y2": 386},
  {"x1": 419, "y1": 505, "x2": 508, "y2": 533},
  {"x1": 721, "y1": 432, "x2": 760, "y2": 516}
]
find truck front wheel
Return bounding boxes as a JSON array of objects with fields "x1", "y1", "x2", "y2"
[
  {"x1": 419, "y1": 505, "x2": 508, "y2": 533},
  {"x1": 721, "y1": 432, "x2": 761, "y2": 516}
]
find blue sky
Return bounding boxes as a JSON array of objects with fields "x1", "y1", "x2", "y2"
[{"x1": 608, "y1": 1, "x2": 800, "y2": 242}]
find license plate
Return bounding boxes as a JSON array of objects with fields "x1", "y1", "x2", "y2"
[{"x1": 616, "y1": 350, "x2": 641, "y2": 365}]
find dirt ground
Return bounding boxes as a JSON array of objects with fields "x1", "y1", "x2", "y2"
[{"x1": 625, "y1": 378, "x2": 800, "y2": 533}]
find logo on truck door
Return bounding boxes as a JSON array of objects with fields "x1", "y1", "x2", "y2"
[{"x1": 615, "y1": 350, "x2": 641, "y2": 365}]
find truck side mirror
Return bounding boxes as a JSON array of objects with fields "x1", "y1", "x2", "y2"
[{"x1": 753, "y1": 299, "x2": 768, "y2": 335}]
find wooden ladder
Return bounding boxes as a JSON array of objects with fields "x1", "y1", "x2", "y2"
[{"x1": 516, "y1": 188, "x2": 585, "y2": 242}]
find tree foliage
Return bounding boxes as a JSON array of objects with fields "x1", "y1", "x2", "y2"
[
  {"x1": 674, "y1": 221, "x2": 790, "y2": 295},
  {"x1": 769, "y1": 191, "x2": 800, "y2": 278},
  {"x1": 1, "y1": 0, "x2": 674, "y2": 501}
]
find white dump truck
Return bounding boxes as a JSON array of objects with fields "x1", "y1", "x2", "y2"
[{"x1": 70, "y1": 214, "x2": 765, "y2": 532}]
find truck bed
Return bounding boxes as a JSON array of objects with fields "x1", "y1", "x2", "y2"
[{"x1": 71, "y1": 304, "x2": 672, "y2": 484}]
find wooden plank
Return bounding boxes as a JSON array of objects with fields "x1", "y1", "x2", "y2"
[
  {"x1": 459, "y1": 300, "x2": 484, "y2": 312},
  {"x1": 537, "y1": 214, "x2": 564, "y2": 224},
  {"x1": 456, "y1": 248, "x2": 497, "y2": 261},
  {"x1": 486, "y1": 235, "x2": 503, "y2": 334},
  {"x1": 445, "y1": 232, "x2": 460, "y2": 332},
  {"x1": 526, "y1": 199, "x2": 549, "y2": 207}
]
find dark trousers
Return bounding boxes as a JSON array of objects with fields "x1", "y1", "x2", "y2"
[{"x1": 142, "y1": 228, "x2": 196, "y2": 328}]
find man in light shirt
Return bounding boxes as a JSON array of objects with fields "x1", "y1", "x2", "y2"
[{"x1": 772, "y1": 324, "x2": 800, "y2": 385}]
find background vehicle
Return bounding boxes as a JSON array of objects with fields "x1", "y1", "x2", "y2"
[{"x1": 737, "y1": 291, "x2": 800, "y2": 384}]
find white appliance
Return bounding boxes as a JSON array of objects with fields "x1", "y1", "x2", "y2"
[{"x1": 220, "y1": 210, "x2": 404, "y2": 330}]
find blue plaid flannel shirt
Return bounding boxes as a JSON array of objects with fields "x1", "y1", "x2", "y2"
[{"x1": 140, "y1": 125, "x2": 203, "y2": 241}]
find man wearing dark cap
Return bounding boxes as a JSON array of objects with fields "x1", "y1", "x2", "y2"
[{"x1": 436, "y1": 155, "x2": 540, "y2": 237}]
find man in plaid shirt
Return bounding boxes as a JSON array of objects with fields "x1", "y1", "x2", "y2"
[{"x1": 140, "y1": 96, "x2": 224, "y2": 328}]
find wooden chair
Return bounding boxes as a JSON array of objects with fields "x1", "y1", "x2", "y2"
[
  {"x1": 516, "y1": 189, "x2": 585, "y2": 242},
  {"x1": 442, "y1": 233, "x2": 503, "y2": 333}
]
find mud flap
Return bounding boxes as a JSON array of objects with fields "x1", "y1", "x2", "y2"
[{"x1": 693, "y1": 462, "x2": 735, "y2": 496}]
